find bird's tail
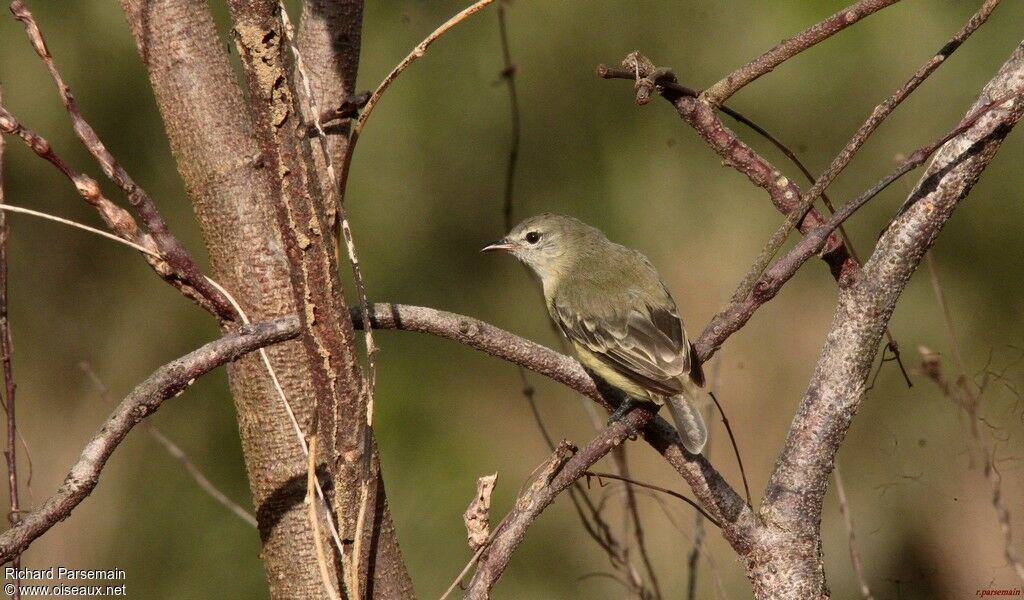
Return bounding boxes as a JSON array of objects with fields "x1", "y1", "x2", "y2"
[{"x1": 667, "y1": 377, "x2": 708, "y2": 455}]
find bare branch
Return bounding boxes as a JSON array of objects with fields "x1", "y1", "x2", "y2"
[
  {"x1": 599, "y1": 58, "x2": 858, "y2": 282},
  {"x1": 496, "y1": 1, "x2": 521, "y2": 231},
  {"x1": 726, "y1": 0, "x2": 1001, "y2": 306},
  {"x1": 834, "y1": 461, "x2": 874, "y2": 600},
  {"x1": 9, "y1": 0, "x2": 236, "y2": 323},
  {"x1": 701, "y1": 0, "x2": 900, "y2": 106},
  {"x1": 78, "y1": 362, "x2": 257, "y2": 528},
  {"x1": 583, "y1": 471, "x2": 719, "y2": 528},
  {"x1": 0, "y1": 83, "x2": 21, "y2": 600},
  {"x1": 755, "y1": 41, "x2": 1024, "y2": 598},
  {"x1": 0, "y1": 316, "x2": 300, "y2": 563},
  {"x1": 119, "y1": 0, "x2": 355, "y2": 593},
  {"x1": 334, "y1": 0, "x2": 497, "y2": 213},
  {"x1": 464, "y1": 414, "x2": 650, "y2": 599},
  {"x1": 692, "y1": 86, "x2": 1024, "y2": 363},
  {"x1": 920, "y1": 261, "x2": 1024, "y2": 585},
  {"x1": 0, "y1": 106, "x2": 221, "y2": 308},
  {"x1": 349, "y1": 304, "x2": 758, "y2": 549}
]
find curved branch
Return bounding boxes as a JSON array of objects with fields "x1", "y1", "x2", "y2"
[
  {"x1": 766, "y1": 40, "x2": 1024, "y2": 533},
  {"x1": 701, "y1": 0, "x2": 900, "y2": 106},
  {"x1": 0, "y1": 316, "x2": 300, "y2": 563},
  {"x1": 464, "y1": 408, "x2": 655, "y2": 599},
  {"x1": 350, "y1": 304, "x2": 758, "y2": 549}
]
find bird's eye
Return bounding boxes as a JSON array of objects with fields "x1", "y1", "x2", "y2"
[{"x1": 525, "y1": 231, "x2": 541, "y2": 244}]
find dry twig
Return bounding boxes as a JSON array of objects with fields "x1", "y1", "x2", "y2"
[
  {"x1": 701, "y1": 0, "x2": 901, "y2": 106},
  {"x1": 0, "y1": 83, "x2": 21, "y2": 600},
  {"x1": 306, "y1": 435, "x2": 342, "y2": 600},
  {"x1": 9, "y1": 0, "x2": 236, "y2": 322},
  {"x1": 0, "y1": 316, "x2": 300, "y2": 562},
  {"x1": 78, "y1": 362, "x2": 257, "y2": 528},
  {"x1": 834, "y1": 460, "x2": 874, "y2": 600}
]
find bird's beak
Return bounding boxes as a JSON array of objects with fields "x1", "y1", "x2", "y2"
[{"x1": 481, "y1": 238, "x2": 516, "y2": 253}]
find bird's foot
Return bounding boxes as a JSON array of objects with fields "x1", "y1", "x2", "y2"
[{"x1": 607, "y1": 398, "x2": 640, "y2": 440}]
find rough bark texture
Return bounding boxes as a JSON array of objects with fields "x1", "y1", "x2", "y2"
[
  {"x1": 226, "y1": 2, "x2": 412, "y2": 598},
  {"x1": 296, "y1": 0, "x2": 363, "y2": 223},
  {"x1": 118, "y1": 1, "x2": 335, "y2": 597},
  {"x1": 751, "y1": 41, "x2": 1024, "y2": 600}
]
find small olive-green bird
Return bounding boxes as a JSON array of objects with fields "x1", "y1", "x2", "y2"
[{"x1": 483, "y1": 213, "x2": 708, "y2": 454}]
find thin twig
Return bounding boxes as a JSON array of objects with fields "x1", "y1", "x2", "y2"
[
  {"x1": 496, "y1": 0, "x2": 520, "y2": 230},
  {"x1": 0, "y1": 83, "x2": 20, "y2": 600},
  {"x1": 306, "y1": 435, "x2": 342, "y2": 600},
  {"x1": 0, "y1": 316, "x2": 300, "y2": 562},
  {"x1": 0, "y1": 204, "x2": 157, "y2": 257},
  {"x1": 834, "y1": 460, "x2": 874, "y2": 600},
  {"x1": 686, "y1": 504, "x2": 705, "y2": 600},
  {"x1": 709, "y1": 392, "x2": 750, "y2": 507},
  {"x1": 0, "y1": 200, "x2": 346, "y2": 559},
  {"x1": 9, "y1": 0, "x2": 236, "y2": 322},
  {"x1": 691, "y1": 88, "x2": 1024, "y2": 363},
  {"x1": 923, "y1": 256, "x2": 1024, "y2": 584},
  {"x1": 334, "y1": 0, "x2": 497, "y2": 216},
  {"x1": 201, "y1": 277, "x2": 348, "y2": 560},
  {"x1": 439, "y1": 532, "x2": 492, "y2": 600},
  {"x1": 584, "y1": 471, "x2": 720, "y2": 529},
  {"x1": 725, "y1": 0, "x2": 1000, "y2": 305},
  {"x1": 701, "y1": 0, "x2": 901, "y2": 106},
  {"x1": 611, "y1": 447, "x2": 661, "y2": 599},
  {"x1": 688, "y1": 355, "x2": 721, "y2": 600},
  {"x1": 464, "y1": 416, "x2": 651, "y2": 598},
  {"x1": 78, "y1": 362, "x2": 257, "y2": 528}
]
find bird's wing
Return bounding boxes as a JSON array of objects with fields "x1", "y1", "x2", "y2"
[{"x1": 553, "y1": 296, "x2": 689, "y2": 397}]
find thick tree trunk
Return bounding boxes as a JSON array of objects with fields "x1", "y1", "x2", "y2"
[{"x1": 119, "y1": 0, "x2": 412, "y2": 597}]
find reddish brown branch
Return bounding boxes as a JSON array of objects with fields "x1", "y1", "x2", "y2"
[
  {"x1": 701, "y1": 0, "x2": 901, "y2": 106},
  {"x1": 726, "y1": 0, "x2": 1000, "y2": 305},
  {"x1": 692, "y1": 87, "x2": 1024, "y2": 362},
  {"x1": 9, "y1": 0, "x2": 236, "y2": 323},
  {"x1": 756, "y1": 42, "x2": 1023, "y2": 599},
  {"x1": 0, "y1": 316, "x2": 299, "y2": 563},
  {"x1": 0, "y1": 85, "x2": 20, "y2": 599},
  {"x1": 0, "y1": 106, "x2": 225, "y2": 314}
]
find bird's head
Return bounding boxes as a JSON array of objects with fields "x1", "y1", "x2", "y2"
[{"x1": 482, "y1": 213, "x2": 605, "y2": 283}]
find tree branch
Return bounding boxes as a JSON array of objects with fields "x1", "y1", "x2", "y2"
[
  {"x1": 349, "y1": 304, "x2": 759, "y2": 548},
  {"x1": 226, "y1": 4, "x2": 415, "y2": 597},
  {"x1": 0, "y1": 83, "x2": 21, "y2": 599},
  {"x1": 296, "y1": 0, "x2": 363, "y2": 216},
  {"x1": 701, "y1": 0, "x2": 900, "y2": 106},
  {"x1": 464, "y1": 409, "x2": 654, "y2": 599},
  {"x1": 9, "y1": 0, "x2": 236, "y2": 323},
  {"x1": 756, "y1": 41, "x2": 1024, "y2": 599},
  {"x1": 0, "y1": 316, "x2": 300, "y2": 563}
]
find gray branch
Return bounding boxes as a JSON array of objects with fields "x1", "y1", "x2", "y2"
[
  {"x1": 755, "y1": 41, "x2": 1024, "y2": 599},
  {"x1": 0, "y1": 317, "x2": 299, "y2": 563}
]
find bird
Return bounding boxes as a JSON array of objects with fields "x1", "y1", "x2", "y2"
[{"x1": 482, "y1": 213, "x2": 708, "y2": 454}]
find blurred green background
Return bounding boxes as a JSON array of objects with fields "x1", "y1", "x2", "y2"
[{"x1": 1, "y1": 1, "x2": 1022, "y2": 598}]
